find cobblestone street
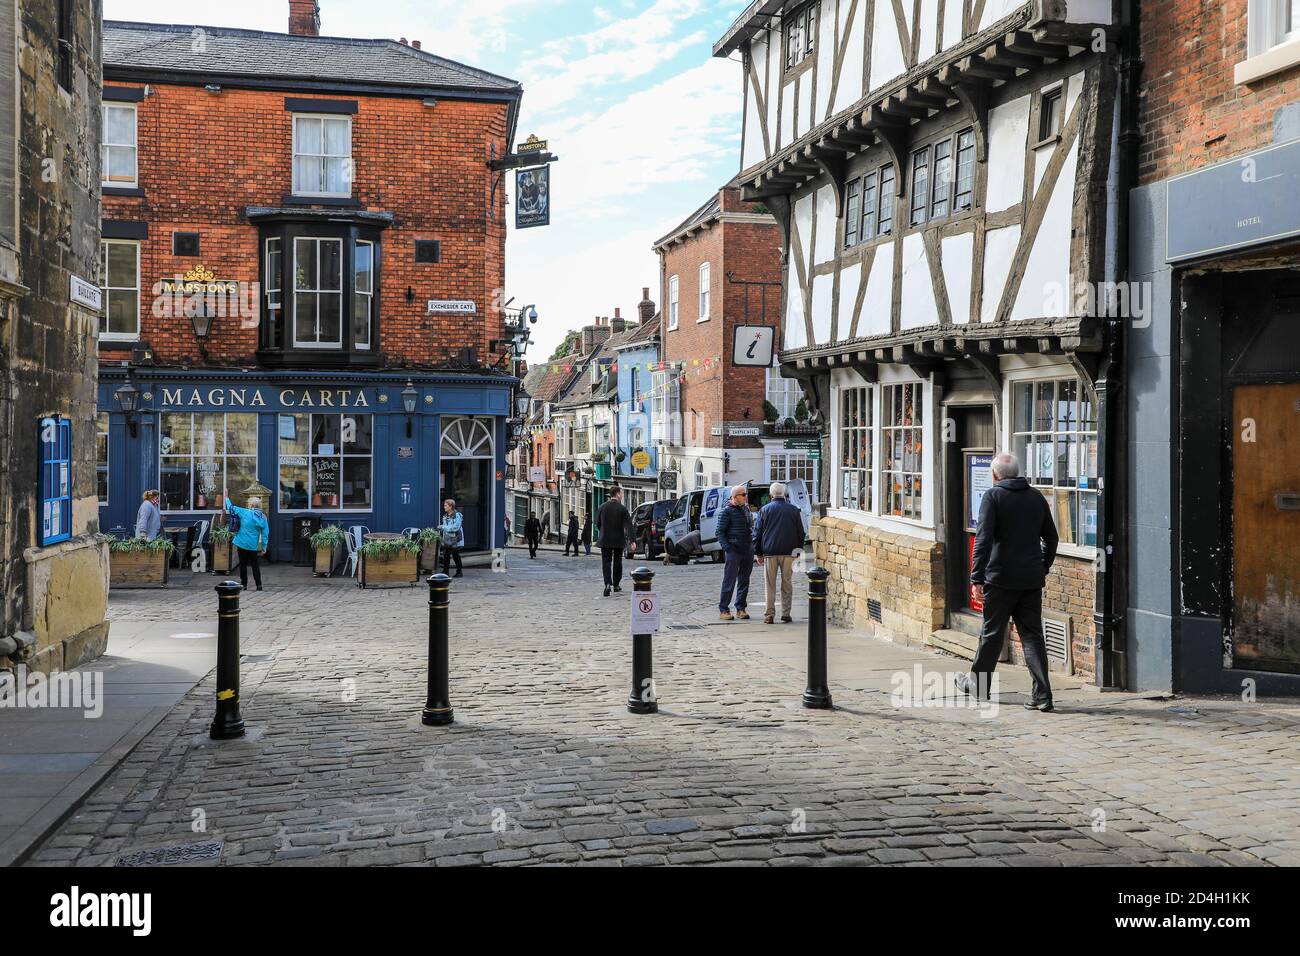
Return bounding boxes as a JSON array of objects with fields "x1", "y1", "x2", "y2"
[{"x1": 23, "y1": 550, "x2": 1300, "y2": 868}]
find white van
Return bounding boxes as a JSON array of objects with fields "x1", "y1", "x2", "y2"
[{"x1": 662, "y1": 479, "x2": 812, "y2": 564}]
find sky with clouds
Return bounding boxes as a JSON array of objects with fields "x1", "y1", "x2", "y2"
[{"x1": 104, "y1": 0, "x2": 750, "y2": 360}]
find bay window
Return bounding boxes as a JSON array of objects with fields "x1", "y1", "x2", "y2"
[
  {"x1": 1010, "y1": 377, "x2": 1098, "y2": 548},
  {"x1": 354, "y1": 240, "x2": 374, "y2": 350},
  {"x1": 159, "y1": 413, "x2": 258, "y2": 512},
  {"x1": 294, "y1": 237, "x2": 343, "y2": 348},
  {"x1": 278, "y1": 413, "x2": 373, "y2": 511}
]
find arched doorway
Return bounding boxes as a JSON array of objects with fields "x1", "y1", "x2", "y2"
[{"x1": 440, "y1": 417, "x2": 495, "y2": 552}]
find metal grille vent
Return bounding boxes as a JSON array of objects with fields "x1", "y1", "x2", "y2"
[
  {"x1": 867, "y1": 599, "x2": 883, "y2": 623},
  {"x1": 1042, "y1": 612, "x2": 1072, "y2": 673}
]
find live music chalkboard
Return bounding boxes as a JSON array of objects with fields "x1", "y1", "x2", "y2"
[{"x1": 313, "y1": 457, "x2": 340, "y2": 506}]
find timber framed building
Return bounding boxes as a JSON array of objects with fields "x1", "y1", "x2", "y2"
[{"x1": 715, "y1": 1, "x2": 1126, "y2": 680}]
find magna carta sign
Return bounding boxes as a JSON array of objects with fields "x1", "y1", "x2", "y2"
[{"x1": 158, "y1": 386, "x2": 374, "y2": 410}]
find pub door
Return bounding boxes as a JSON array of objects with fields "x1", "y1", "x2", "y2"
[
  {"x1": 943, "y1": 406, "x2": 996, "y2": 628},
  {"x1": 440, "y1": 459, "x2": 491, "y2": 552},
  {"x1": 1232, "y1": 382, "x2": 1300, "y2": 673}
]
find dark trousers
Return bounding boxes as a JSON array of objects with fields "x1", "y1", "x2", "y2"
[
  {"x1": 972, "y1": 585, "x2": 1053, "y2": 703},
  {"x1": 441, "y1": 547, "x2": 463, "y2": 575},
  {"x1": 527, "y1": 536, "x2": 539, "y2": 558},
  {"x1": 237, "y1": 547, "x2": 262, "y2": 588},
  {"x1": 719, "y1": 551, "x2": 754, "y2": 612},
  {"x1": 565, "y1": 532, "x2": 579, "y2": 555},
  {"x1": 601, "y1": 547, "x2": 623, "y2": 588}
]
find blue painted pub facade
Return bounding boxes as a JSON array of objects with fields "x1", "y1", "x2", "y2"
[{"x1": 98, "y1": 367, "x2": 512, "y2": 560}]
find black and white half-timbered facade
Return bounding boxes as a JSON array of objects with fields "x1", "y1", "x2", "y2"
[{"x1": 715, "y1": 0, "x2": 1123, "y2": 680}]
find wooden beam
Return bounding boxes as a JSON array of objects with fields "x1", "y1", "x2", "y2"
[
  {"x1": 956, "y1": 55, "x2": 1017, "y2": 82},
  {"x1": 881, "y1": 94, "x2": 931, "y2": 120},
  {"x1": 1004, "y1": 31, "x2": 1069, "y2": 61},
  {"x1": 950, "y1": 83, "x2": 991, "y2": 162}
]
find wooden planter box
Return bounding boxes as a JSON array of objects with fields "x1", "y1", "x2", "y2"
[
  {"x1": 211, "y1": 540, "x2": 234, "y2": 573},
  {"x1": 314, "y1": 543, "x2": 340, "y2": 576},
  {"x1": 418, "y1": 541, "x2": 441, "y2": 575},
  {"x1": 359, "y1": 550, "x2": 419, "y2": 588},
  {"x1": 110, "y1": 549, "x2": 170, "y2": 588}
]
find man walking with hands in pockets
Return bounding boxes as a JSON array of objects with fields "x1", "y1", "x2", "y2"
[
  {"x1": 753, "y1": 481, "x2": 805, "y2": 624},
  {"x1": 957, "y1": 452, "x2": 1060, "y2": 711}
]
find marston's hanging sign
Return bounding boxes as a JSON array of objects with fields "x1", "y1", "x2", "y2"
[{"x1": 158, "y1": 386, "x2": 374, "y2": 410}]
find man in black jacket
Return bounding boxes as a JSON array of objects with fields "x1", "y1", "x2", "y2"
[
  {"x1": 564, "y1": 511, "x2": 580, "y2": 556},
  {"x1": 524, "y1": 513, "x2": 542, "y2": 558},
  {"x1": 596, "y1": 488, "x2": 634, "y2": 596},
  {"x1": 958, "y1": 452, "x2": 1060, "y2": 711}
]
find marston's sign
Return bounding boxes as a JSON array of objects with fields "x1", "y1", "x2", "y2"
[{"x1": 157, "y1": 264, "x2": 240, "y2": 295}]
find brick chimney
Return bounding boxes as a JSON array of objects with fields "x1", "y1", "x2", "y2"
[
  {"x1": 610, "y1": 307, "x2": 626, "y2": 335},
  {"x1": 637, "y1": 286, "x2": 655, "y2": 323},
  {"x1": 580, "y1": 316, "x2": 612, "y2": 355},
  {"x1": 289, "y1": 0, "x2": 320, "y2": 37}
]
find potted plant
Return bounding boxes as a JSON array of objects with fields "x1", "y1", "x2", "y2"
[
  {"x1": 795, "y1": 398, "x2": 810, "y2": 423},
  {"x1": 310, "y1": 525, "x2": 348, "y2": 576},
  {"x1": 416, "y1": 528, "x2": 442, "y2": 574},
  {"x1": 209, "y1": 526, "x2": 235, "y2": 573},
  {"x1": 108, "y1": 535, "x2": 174, "y2": 587},
  {"x1": 763, "y1": 400, "x2": 780, "y2": 424},
  {"x1": 358, "y1": 536, "x2": 420, "y2": 588}
]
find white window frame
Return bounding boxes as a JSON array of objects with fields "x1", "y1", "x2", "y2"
[
  {"x1": 354, "y1": 239, "x2": 374, "y2": 350},
  {"x1": 292, "y1": 114, "x2": 353, "y2": 198},
  {"x1": 827, "y1": 367, "x2": 935, "y2": 538},
  {"x1": 99, "y1": 239, "x2": 141, "y2": 342},
  {"x1": 158, "y1": 412, "x2": 260, "y2": 513},
  {"x1": 292, "y1": 236, "x2": 344, "y2": 349},
  {"x1": 1001, "y1": 365, "x2": 1099, "y2": 559},
  {"x1": 1239, "y1": 0, "x2": 1300, "y2": 84},
  {"x1": 668, "y1": 275, "x2": 679, "y2": 330},
  {"x1": 101, "y1": 103, "x2": 138, "y2": 189},
  {"x1": 697, "y1": 262, "x2": 711, "y2": 322},
  {"x1": 96, "y1": 411, "x2": 110, "y2": 506},
  {"x1": 766, "y1": 359, "x2": 801, "y2": 421},
  {"x1": 276, "y1": 412, "x2": 375, "y2": 513}
]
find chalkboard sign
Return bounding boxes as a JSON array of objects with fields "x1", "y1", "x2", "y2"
[{"x1": 313, "y1": 457, "x2": 340, "y2": 507}]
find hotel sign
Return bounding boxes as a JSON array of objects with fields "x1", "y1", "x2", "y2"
[{"x1": 1166, "y1": 139, "x2": 1300, "y2": 262}]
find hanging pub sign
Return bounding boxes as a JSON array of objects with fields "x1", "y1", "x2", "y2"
[{"x1": 516, "y1": 165, "x2": 550, "y2": 230}]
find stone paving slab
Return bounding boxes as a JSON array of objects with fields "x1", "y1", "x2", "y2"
[{"x1": 14, "y1": 550, "x2": 1300, "y2": 867}]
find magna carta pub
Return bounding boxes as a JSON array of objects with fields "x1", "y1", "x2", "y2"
[{"x1": 94, "y1": 2, "x2": 525, "y2": 558}]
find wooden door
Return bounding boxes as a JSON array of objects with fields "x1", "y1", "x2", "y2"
[{"x1": 1232, "y1": 383, "x2": 1300, "y2": 672}]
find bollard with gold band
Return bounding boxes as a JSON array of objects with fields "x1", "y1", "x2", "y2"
[
  {"x1": 210, "y1": 580, "x2": 247, "y2": 739},
  {"x1": 422, "y1": 573, "x2": 454, "y2": 726},
  {"x1": 802, "y1": 567, "x2": 833, "y2": 709}
]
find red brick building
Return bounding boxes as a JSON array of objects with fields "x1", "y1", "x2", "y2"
[
  {"x1": 652, "y1": 185, "x2": 801, "y2": 495},
  {"x1": 1126, "y1": 0, "x2": 1300, "y2": 692},
  {"x1": 94, "y1": 3, "x2": 526, "y2": 558}
]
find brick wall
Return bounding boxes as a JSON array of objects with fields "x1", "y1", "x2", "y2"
[
  {"x1": 658, "y1": 189, "x2": 780, "y2": 453},
  {"x1": 1139, "y1": 0, "x2": 1300, "y2": 183},
  {"x1": 100, "y1": 82, "x2": 510, "y2": 366},
  {"x1": 1007, "y1": 553, "x2": 1096, "y2": 679},
  {"x1": 812, "y1": 516, "x2": 945, "y2": 645}
]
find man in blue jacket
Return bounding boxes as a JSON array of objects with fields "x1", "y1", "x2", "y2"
[
  {"x1": 957, "y1": 452, "x2": 1060, "y2": 711},
  {"x1": 222, "y1": 491, "x2": 270, "y2": 591},
  {"x1": 715, "y1": 485, "x2": 754, "y2": 621},
  {"x1": 753, "y1": 481, "x2": 805, "y2": 624}
]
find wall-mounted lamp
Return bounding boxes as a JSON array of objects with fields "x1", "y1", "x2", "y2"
[
  {"x1": 401, "y1": 381, "x2": 418, "y2": 438},
  {"x1": 115, "y1": 381, "x2": 140, "y2": 437}
]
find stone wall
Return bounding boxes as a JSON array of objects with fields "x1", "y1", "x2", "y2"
[{"x1": 812, "y1": 515, "x2": 944, "y2": 646}]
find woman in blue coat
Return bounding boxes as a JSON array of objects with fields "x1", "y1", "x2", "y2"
[{"x1": 223, "y1": 493, "x2": 271, "y2": 591}]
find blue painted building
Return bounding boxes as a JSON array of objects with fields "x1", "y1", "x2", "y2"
[{"x1": 98, "y1": 367, "x2": 513, "y2": 560}]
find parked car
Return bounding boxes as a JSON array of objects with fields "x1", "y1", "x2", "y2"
[
  {"x1": 662, "y1": 479, "x2": 812, "y2": 564},
  {"x1": 625, "y1": 498, "x2": 677, "y2": 560}
]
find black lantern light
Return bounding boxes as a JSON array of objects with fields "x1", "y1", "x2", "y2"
[
  {"x1": 115, "y1": 381, "x2": 140, "y2": 437},
  {"x1": 189, "y1": 304, "x2": 215, "y2": 340},
  {"x1": 401, "y1": 381, "x2": 418, "y2": 438}
]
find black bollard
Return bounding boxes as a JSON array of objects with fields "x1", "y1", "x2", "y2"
[
  {"x1": 627, "y1": 566, "x2": 658, "y2": 714},
  {"x1": 802, "y1": 567, "x2": 833, "y2": 709},
  {"x1": 421, "y1": 573, "x2": 454, "y2": 726},
  {"x1": 210, "y1": 581, "x2": 247, "y2": 739}
]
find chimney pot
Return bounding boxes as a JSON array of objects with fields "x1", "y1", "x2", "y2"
[{"x1": 412, "y1": 40, "x2": 421, "y2": 49}]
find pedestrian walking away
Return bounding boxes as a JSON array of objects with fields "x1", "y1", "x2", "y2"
[
  {"x1": 958, "y1": 452, "x2": 1060, "y2": 711},
  {"x1": 564, "y1": 511, "x2": 580, "y2": 556},
  {"x1": 439, "y1": 498, "x2": 465, "y2": 577},
  {"x1": 134, "y1": 489, "x2": 162, "y2": 541},
  {"x1": 221, "y1": 491, "x2": 270, "y2": 591},
  {"x1": 716, "y1": 485, "x2": 755, "y2": 620},
  {"x1": 524, "y1": 513, "x2": 542, "y2": 559},
  {"x1": 581, "y1": 512, "x2": 593, "y2": 556},
  {"x1": 752, "y1": 481, "x2": 805, "y2": 624},
  {"x1": 596, "y1": 487, "x2": 634, "y2": 596}
]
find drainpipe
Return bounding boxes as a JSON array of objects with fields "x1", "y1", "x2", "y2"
[{"x1": 1094, "y1": 0, "x2": 1141, "y2": 691}]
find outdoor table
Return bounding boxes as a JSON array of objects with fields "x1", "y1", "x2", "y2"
[{"x1": 162, "y1": 526, "x2": 189, "y2": 567}]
